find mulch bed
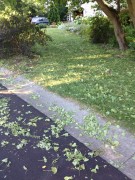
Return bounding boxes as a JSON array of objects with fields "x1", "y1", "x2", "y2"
[{"x1": 0, "y1": 84, "x2": 130, "y2": 180}]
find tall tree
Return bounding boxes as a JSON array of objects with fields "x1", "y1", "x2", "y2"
[{"x1": 95, "y1": 0, "x2": 127, "y2": 50}]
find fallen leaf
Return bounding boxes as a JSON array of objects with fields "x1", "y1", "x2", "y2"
[
  {"x1": 42, "y1": 166, "x2": 46, "y2": 169},
  {"x1": 51, "y1": 167, "x2": 57, "y2": 174}
]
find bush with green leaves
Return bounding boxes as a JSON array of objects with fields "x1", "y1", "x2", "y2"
[
  {"x1": 37, "y1": 23, "x2": 48, "y2": 29},
  {"x1": 82, "y1": 17, "x2": 92, "y2": 25},
  {"x1": 0, "y1": 15, "x2": 49, "y2": 57},
  {"x1": 119, "y1": 9, "x2": 131, "y2": 27},
  {"x1": 89, "y1": 16, "x2": 115, "y2": 44},
  {"x1": 124, "y1": 25, "x2": 135, "y2": 49}
]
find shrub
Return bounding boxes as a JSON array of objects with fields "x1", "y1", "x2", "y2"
[
  {"x1": 124, "y1": 25, "x2": 135, "y2": 49},
  {"x1": 38, "y1": 23, "x2": 48, "y2": 29},
  {"x1": 89, "y1": 16, "x2": 115, "y2": 44},
  {"x1": 129, "y1": 42, "x2": 135, "y2": 50},
  {"x1": 0, "y1": 15, "x2": 50, "y2": 57},
  {"x1": 78, "y1": 24, "x2": 91, "y2": 39},
  {"x1": 81, "y1": 17, "x2": 92, "y2": 25},
  {"x1": 119, "y1": 9, "x2": 131, "y2": 27}
]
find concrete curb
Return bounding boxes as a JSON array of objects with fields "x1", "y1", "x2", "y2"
[{"x1": 0, "y1": 67, "x2": 135, "y2": 180}]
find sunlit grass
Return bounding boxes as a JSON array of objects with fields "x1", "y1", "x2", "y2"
[{"x1": 0, "y1": 28, "x2": 135, "y2": 133}]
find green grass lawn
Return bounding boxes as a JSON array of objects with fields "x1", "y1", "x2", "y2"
[{"x1": 0, "y1": 28, "x2": 135, "y2": 133}]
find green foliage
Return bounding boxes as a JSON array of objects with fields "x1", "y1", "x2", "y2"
[
  {"x1": 0, "y1": 14, "x2": 49, "y2": 57},
  {"x1": 89, "y1": 16, "x2": 115, "y2": 44},
  {"x1": 79, "y1": 24, "x2": 91, "y2": 39},
  {"x1": 124, "y1": 25, "x2": 135, "y2": 49},
  {"x1": 38, "y1": 23, "x2": 48, "y2": 29},
  {"x1": 64, "y1": 148, "x2": 89, "y2": 170},
  {"x1": 49, "y1": 106, "x2": 74, "y2": 138},
  {"x1": 57, "y1": 3, "x2": 68, "y2": 21},
  {"x1": 51, "y1": 167, "x2": 58, "y2": 174},
  {"x1": 78, "y1": 115, "x2": 111, "y2": 141},
  {"x1": 80, "y1": 17, "x2": 92, "y2": 25},
  {"x1": 74, "y1": 16, "x2": 84, "y2": 25},
  {"x1": 129, "y1": 41, "x2": 135, "y2": 50},
  {"x1": 0, "y1": 0, "x2": 45, "y2": 15},
  {"x1": 0, "y1": 0, "x2": 49, "y2": 57},
  {"x1": 91, "y1": 165, "x2": 99, "y2": 173},
  {"x1": 24, "y1": 0, "x2": 46, "y2": 17},
  {"x1": 4, "y1": 121, "x2": 30, "y2": 137},
  {"x1": 0, "y1": 0, "x2": 16, "y2": 10},
  {"x1": 48, "y1": 4, "x2": 60, "y2": 24},
  {"x1": 119, "y1": 9, "x2": 131, "y2": 27},
  {"x1": 37, "y1": 136, "x2": 52, "y2": 150},
  {"x1": 46, "y1": 0, "x2": 68, "y2": 23},
  {"x1": 0, "y1": 98, "x2": 10, "y2": 124}
]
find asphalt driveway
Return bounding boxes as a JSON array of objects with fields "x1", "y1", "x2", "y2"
[{"x1": 0, "y1": 83, "x2": 131, "y2": 180}]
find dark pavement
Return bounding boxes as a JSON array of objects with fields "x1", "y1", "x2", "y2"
[{"x1": 0, "y1": 83, "x2": 131, "y2": 180}]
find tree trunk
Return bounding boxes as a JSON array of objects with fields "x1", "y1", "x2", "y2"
[
  {"x1": 127, "y1": 0, "x2": 135, "y2": 28},
  {"x1": 112, "y1": 17, "x2": 127, "y2": 50},
  {"x1": 95, "y1": 0, "x2": 128, "y2": 50}
]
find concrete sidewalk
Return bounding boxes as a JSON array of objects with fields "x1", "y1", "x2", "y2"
[{"x1": 0, "y1": 67, "x2": 135, "y2": 180}]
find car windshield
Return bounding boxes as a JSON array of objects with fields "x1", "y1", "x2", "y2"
[
  {"x1": 31, "y1": 17, "x2": 49, "y2": 24},
  {"x1": 31, "y1": 17, "x2": 43, "y2": 22}
]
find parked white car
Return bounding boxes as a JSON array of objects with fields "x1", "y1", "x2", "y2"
[{"x1": 31, "y1": 17, "x2": 49, "y2": 25}]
